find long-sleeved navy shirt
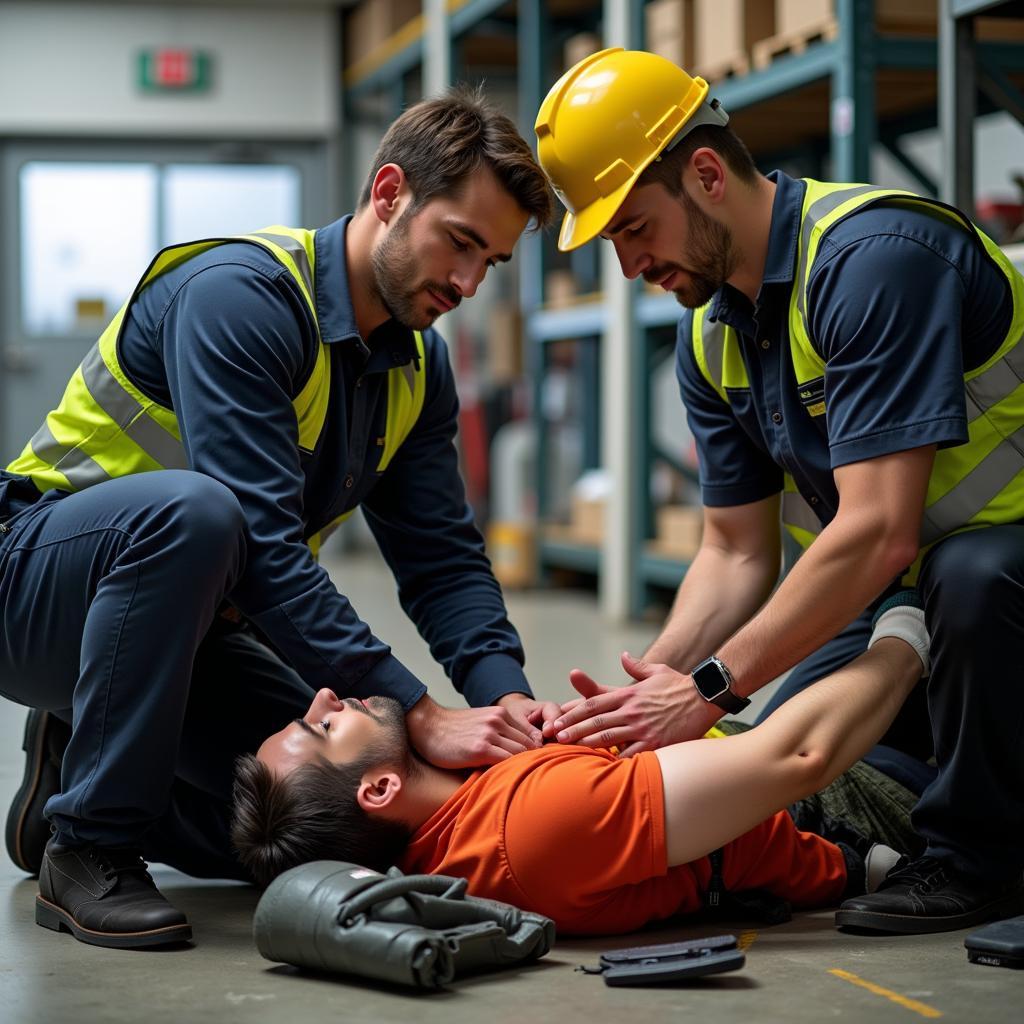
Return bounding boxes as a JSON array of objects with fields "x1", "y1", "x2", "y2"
[{"x1": 2, "y1": 215, "x2": 531, "y2": 710}]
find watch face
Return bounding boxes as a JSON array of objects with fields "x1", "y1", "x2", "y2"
[{"x1": 693, "y1": 660, "x2": 729, "y2": 702}]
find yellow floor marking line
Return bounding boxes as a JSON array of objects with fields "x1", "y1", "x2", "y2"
[
  {"x1": 737, "y1": 930, "x2": 758, "y2": 951},
  {"x1": 828, "y1": 968, "x2": 943, "y2": 1018}
]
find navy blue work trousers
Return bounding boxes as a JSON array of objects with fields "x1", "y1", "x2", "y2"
[
  {"x1": 0, "y1": 471, "x2": 314, "y2": 879},
  {"x1": 758, "y1": 522, "x2": 1024, "y2": 881}
]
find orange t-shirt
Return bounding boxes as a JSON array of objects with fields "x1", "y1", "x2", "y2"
[{"x1": 400, "y1": 745, "x2": 847, "y2": 935}]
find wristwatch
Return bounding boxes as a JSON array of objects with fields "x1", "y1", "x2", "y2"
[{"x1": 690, "y1": 656, "x2": 751, "y2": 715}]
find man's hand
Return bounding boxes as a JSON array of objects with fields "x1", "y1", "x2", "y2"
[
  {"x1": 405, "y1": 693, "x2": 543, "y2": 770},
  {"x1": 551, "y1": 652, "x2": 723, "y2": 757},
  {"x1": 496, "y1": 692, "x2": 562, "y2": 740}
]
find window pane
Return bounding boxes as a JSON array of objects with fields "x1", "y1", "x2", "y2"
[
  {"x1": 20, "y1": 162, "x2": 157, "y2": 336},
  {"x1": 162, "y1": 164, "x2": 301, "y2": 242}
]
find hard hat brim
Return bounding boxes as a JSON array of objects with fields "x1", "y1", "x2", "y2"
[{"x1": 557, "y1": 176, "x2": 637, "y2": 253}]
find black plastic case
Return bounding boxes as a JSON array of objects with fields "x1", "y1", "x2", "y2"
[{"x1": 964, "y1": 915, "x2": 1024, "y2": 969}]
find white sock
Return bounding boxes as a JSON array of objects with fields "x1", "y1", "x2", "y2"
[{"x1": 867, "y1": 605, "x2": 930, "y2": 677}]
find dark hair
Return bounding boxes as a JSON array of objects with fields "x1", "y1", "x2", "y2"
[
  {"x1": 231, "y1": 753, "x2": 412, "y2": 888},
  {"x1": 358, "y1": 84, "x2": 554, "y2": 230},
  {"x1": 637, "y1": 124, "x2": 761, "y2": 194}
]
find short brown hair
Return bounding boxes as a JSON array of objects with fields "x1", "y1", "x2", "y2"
[
  {"x1": 358, "y1": 85, "x2": 554, "y2": 230},
  {"x1": 231, "y1": 753, "x2": 412, "y2": 888},
  {"x1": 637, "y1": 124, "x2": 761, "y2": 194}
]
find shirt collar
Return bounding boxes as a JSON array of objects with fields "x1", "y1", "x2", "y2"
[
  {"x1": 313, "y1": 215, "x2": 420, "y2": 370},
  {"x1": 707, "y1": 170, "x2": 805, "y2": 324}
]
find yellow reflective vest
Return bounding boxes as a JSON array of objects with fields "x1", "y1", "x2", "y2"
[
  {"x1": 7, "y1": 226, "x2": 427, "y2": 557},
  {"x1": 689, "y1": 180, "x2": 1024, "y2": 584}
]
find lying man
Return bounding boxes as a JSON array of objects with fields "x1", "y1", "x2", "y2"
[{"x1": 232, "y1": 604, "x2": 943, "y2": 936}]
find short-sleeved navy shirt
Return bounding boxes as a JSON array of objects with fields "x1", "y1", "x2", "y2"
[
  {"x1": 1, "y1": 216, "x2": 531, "y2": 710},
  {"x1": 676, "y1": 171, "x2": 1013, "y2": 525}
]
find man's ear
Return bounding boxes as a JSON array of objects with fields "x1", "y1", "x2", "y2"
[
  {"x1": 370, "y1": 164, "x2": 407, "y2": 225},
  {"x1": 356, "y1": 770, "x2": 403, "y2": 816},
  {"x1": 689, "y1": 147, "x2": 726, "y2": 203}
]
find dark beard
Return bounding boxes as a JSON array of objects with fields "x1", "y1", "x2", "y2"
[
  {"x1": 360, "y1": 696, "x2": 418, "y2": 776},
  {"x1": 645, "y1": 188, "x2": 738, "y2": 310},
  {"x1": 369, "y1": 209, "x2": 459, "y2": 330}
]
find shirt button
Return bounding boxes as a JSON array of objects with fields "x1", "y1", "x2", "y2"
[
  {"x1": 761, "y1": 339, "x2": 770, "y2": 350},
  {"x1": 771, "y1": 411, "x2": 783, "y2": 424},
  {"x1": 356, "y1": 377, "x2": 363, "y2": 389},
  {"x1": 809, "y1": 496, "x2": 819, "y2": 506},
  {"x1": 344, "y1": 475, "x2": 354, "y2": 488}
]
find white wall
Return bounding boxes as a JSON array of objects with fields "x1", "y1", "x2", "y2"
[{"x1": 0, "y1": 1, "x2": 339, "y2": 137}]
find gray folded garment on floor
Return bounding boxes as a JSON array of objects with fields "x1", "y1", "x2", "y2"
[{"x1": 253, "y1": 860, "x2": 556, "y2": 989}]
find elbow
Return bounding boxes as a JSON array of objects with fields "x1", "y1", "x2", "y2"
[
  {"x1": 844, "y1": 516, "x2": 918, "y2": 582},
  {"x1": 878, "y1": 531, "x2": 920, "y2": 580},
  {"x1": 784, "y1": 745, "x2": 833, "y2": 801}
]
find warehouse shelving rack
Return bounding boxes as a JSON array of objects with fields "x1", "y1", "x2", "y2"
[{"x1": 342, "y1": 0, "x2": 1024, "y2": 620}]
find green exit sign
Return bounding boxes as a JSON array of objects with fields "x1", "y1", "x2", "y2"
[{"x1": 138, "y1": 49, "x2": 212, "y2": 93}]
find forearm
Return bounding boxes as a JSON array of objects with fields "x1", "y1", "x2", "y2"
[
  {"x1": 720, "y1": 513, "x2": 908, "y2": 697},
  {"x1": 644, "y1": 540, "x2": 779, "y2": 671}
]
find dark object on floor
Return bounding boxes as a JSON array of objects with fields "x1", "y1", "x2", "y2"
[
  {"x1": 965, "y1": 915, "x2": 1024, "y2": 968},
  {"x1": 578, "y1": 935, "x2": 744, "y2": 986},
  {"x1": 836, "y1": 856, "x2": 1024, "y2": 934},
  {"x1": 253, "y1": 860, "x2": 555, "y2": 989},
  {"x1": 5, "y1": 710, "x2": 71, "y2": 876},
  {"x1": 36, "y1": 839, "x2": 192, "y2": 948}
]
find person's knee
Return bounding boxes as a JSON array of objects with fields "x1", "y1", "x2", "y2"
[
  {"x1": 922, "y1": 532, "x2": 1017, "y2": 631},
  {"x1": 150, "y1": 471, "x2": 246, "y2": 565}
]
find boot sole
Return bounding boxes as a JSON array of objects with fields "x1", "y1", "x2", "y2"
[
  {"x1": 35, "y1": 895, "x2": 192, "y2": 949},
  {"x1": 4, "y1": 711, "x2": 49, "y2": 875},
  {"x1": 836, "y1": 891, "x2": 1024, "y2": 935}
]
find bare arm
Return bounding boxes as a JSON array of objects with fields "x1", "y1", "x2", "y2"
[
  {"x1": 721, "y1": 446, "x2": 934, "y2": 698},
  {"x1": 656, "y1": 636, "x2": 921, "y2": 867},
  {"x1": 553, "y1": 447, "x2": 933, "y2": 753},
  {"x1": 645, "y1": 495, "x2": 782, "y2": 669}
]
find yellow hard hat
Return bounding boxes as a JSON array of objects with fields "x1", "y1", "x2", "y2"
[{"x1": 535, "y1": 48, "x2": 728, "y2": 251}]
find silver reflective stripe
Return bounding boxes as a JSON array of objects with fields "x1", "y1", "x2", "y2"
[
  {"x1": 29, "y1": 420, "x2": 111, "y2": 490},
  {"x1": 703, "y1": 317, "x2": 727, "y2": 395},
  {"x1": 80, "y1": 345, "x2": 143, "y2": 429},
  {"x1": 399, "y1": 360, "x2": 415, "y2": 396},
  {"x1": 782, "y1": 490, "x2": 822, "y2": 536},
  {"x1": 796, "y1": 185, "x2": 878, "y2": 322},
  {"x1": 964, "y1": 327, "x2": 1024, "y2": 420},
  {"x1": 250, "y1": 232, "x2": 314, "y2": 299},
  {"x1": 125, "y1": 414, "x2": 188, "y2": 469},
  {"x1": 80, "y1": 345, "x2": 188, "y2": 469},
  {"x1": 921, "y1": 423, "x2": 1024, "y2": 544}
]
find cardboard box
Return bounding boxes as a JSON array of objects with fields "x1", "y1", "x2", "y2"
[
  {"x1": 344, "y1": 0, "x2": 421, "y2": 68},
  {"x1": 776, "y1": 1, "x2": 939, "y2": 37},
  {"x1": 646, "y1": 0, "x2": 694, "y2": 68},
  {"x1": 563, "y1": 32, "x2": 603, "y2": 71},
  {"x1": 545, "y1": 269, "x2": 579, "y2": 309},
  {"x1": 487, "y1": 522, "x2": 536, "y2": 589},
  {"x1": 655, "y1": 504, "x2": 703, "y2": 559},
  {"x1": 776, "y1": 0, "x2": 832, "y2": 37},
  {"x1": 694, "y1": 0, "x2": 774, "y2": 77},
  {"x1": 488, "y1": 302, "x2": 523, "y2": 385},
  {"x1": 570, "y1": 495, "x2": 605, "y2": 545}
]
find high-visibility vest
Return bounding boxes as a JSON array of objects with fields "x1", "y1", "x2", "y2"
[
  {"x1": 7, "y1": 226, "x2": 427, "y2": 558},
  {"x1": 690, "y1": 180, "x2": 1024, "y2": 584}
]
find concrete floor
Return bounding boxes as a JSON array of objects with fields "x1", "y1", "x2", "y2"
[{"x1": 1, "y1": 547, "x2": 1020, "y2": 1022}]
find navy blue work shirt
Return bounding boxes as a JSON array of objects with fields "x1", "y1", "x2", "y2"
[
  {"x1": 3, "y1": 216, "x2": 530, "y2": 710},
  {"x1": 676, "y1": 171, "x2": 1013, "y2": 524}
]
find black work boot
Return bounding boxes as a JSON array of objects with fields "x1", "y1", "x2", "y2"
[
  {"x1": 836, "y1": 855, "x2": 1024, "y2": 935},
  {"x1": 36, "y1": 839, "x2": 192, "y2": 948},
  {"x1": 5, "y1": 710, "x2": 71, "y2": 875}
]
